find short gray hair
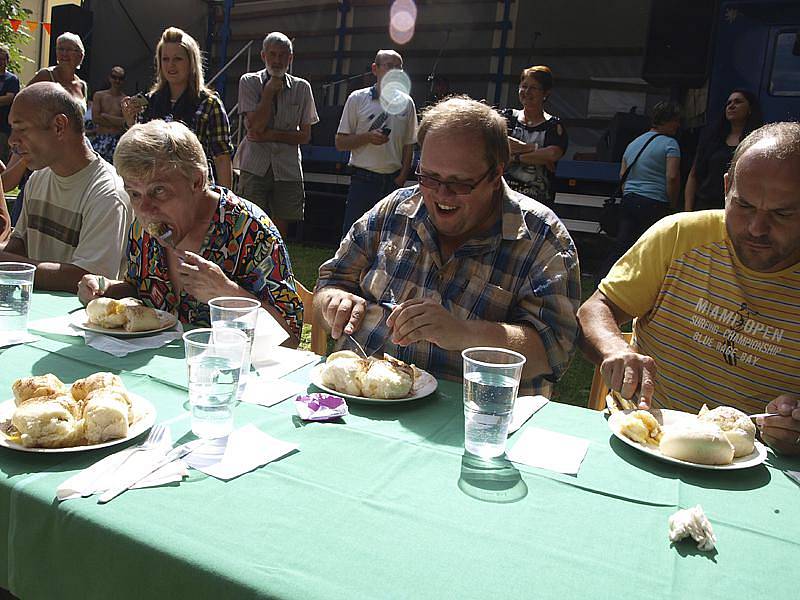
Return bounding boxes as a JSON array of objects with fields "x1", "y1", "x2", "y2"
[
  {"x1": 262, "y1": 32, "x2": 292, "y2": 54},
  {"x1": 16, "y1": 82, "x2": 85, "y2": 134},
  {"x1": 114, "y1": 119, "x2": 208, "y2": 185},
  {"x1": 57, "y1": 32, "x2": 85, "y2": 55},
  {"x1": 729, "y1": 121, "x2": 800, "y2": 180},
  {"x1": 374, "y1": 49, "x2": 402, "y2": 67}
]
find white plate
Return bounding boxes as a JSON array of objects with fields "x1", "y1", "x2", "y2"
[
  {"x1": 309, "y1": 362, "x2": 438, "y2": 404},
  {"x1": 608, "y1": 408, "x2": 767, "y2": 471},
  {"x1": 71, "y1": 308, "x2": 178, "y2": 337},
  {"x1": 0, "y1": 393, "x2": 156, "y2": 453}
]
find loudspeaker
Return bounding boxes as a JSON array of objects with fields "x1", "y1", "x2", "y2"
[
  {"x1": 642, "y1": 0, "x2": 716, "y2": 88},
  {"x1": 596, "y1": 112, "x2": 651, "y2": 162},
  {"x1": 48, "y1": 5, "x2": 93, "y2": 76}
]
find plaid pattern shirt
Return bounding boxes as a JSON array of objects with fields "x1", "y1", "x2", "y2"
[{"x1": 317, "y1": 182, "x2": 581, "y2": 396}]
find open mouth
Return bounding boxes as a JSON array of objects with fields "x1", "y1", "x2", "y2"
[{"x1": 435, "y1": 202, "x2": 459, "y2": 214}]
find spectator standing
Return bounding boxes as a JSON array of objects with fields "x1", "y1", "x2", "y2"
[
  {"x1": 336, "y1": 49, "x2": 417, "y2": 235},
  {"x1": 503, "y1": 65, "x2": 568, "y2": 206},
  {"x1": 91, "y1": 66, "x2": 128, "y2": 164},
  {"x1": 29, "y1": 32, "x2": 88, "y2": 109},
  {"x1": 121, "y1": 27, "x2": 233, "y2": 188},
  {"x1": 596, "y1": 101, "x2": 681, "y2": 281},
  {"x1": 685, "y1": 89, "x2": 763, "y2": 211},
  {"x1": 235, "y1": 32, "x2": 318, "y2": 238},
  {"x1": 0, "y1": 45, "x2": 20, "y2": 165}
]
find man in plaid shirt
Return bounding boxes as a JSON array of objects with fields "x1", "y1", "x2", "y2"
[{"x1": 316, "y1": 96, "x2": 580, "y2": 396}]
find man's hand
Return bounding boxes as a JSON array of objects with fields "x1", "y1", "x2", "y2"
[
  {"x1": 178, "y1": 251, "x2": 239, "y2": 303},
  {"x1": 77, "y1": 275, "x2": 105, "y2": 306},
  {"x1": 364, "y1": 130, "x2": 389, "y2": 146},
  {"x1": 393, "y1": 173, "x2": 407, "y2": 187},
  {"x1": 758, "y1": 394, "x2": 800, "y2": 456},
  {"x1": 386, "y1": 298, "x2": 464, "y2": 351},
  {"x1": 599, "y1": 349, "x2": 657, "y2": 409},
  {"x1": 247, "y1": 129, "x2": 276, "y2": 143},
  {"x1": 320, "y1": 289, "x2": 367, "y2": 340},
  {"x1": 263, "y1": 76, "x2": 284, "y2": 96}
]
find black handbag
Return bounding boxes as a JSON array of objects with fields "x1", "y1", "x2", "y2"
[{"x1": 599, "y1": 133, "x2": 664, "y2": 237}]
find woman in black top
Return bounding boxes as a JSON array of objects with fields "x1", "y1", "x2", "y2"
[
  {"x1": 502, "y1": 65, "x2": 568, "y2": 206},
  {"x1": 685, "y1": 89, "x2": 762, "y2": 211}
]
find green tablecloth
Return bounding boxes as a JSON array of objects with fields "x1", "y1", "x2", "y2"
[{"x1": 1, "y1": 292, "x2": 798, "y2": 599}]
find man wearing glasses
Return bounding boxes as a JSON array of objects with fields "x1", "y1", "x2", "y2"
[
  {"x1": 91, "y1": 66, "x2": 127, "y2": 163},
  {"x1": 336, "y1": 49, "x2": 417, "y2": 235},
  {"x1": 316, "y1": 96, "x2": 580, "y2": 396}
]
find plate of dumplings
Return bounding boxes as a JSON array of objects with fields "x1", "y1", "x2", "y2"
[
  {"x1": 0, "y1": 372, "x2": 156, "y2": 452},
  {"x1": 310, "y1": 351, "x2": 437, "y2": 404},
  {"x1": 71, "y1": 297, "x2": 178, "y2": 337}
]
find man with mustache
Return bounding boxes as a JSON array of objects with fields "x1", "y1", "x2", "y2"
[
  {"x1": 578, "y1": 122, "x2": 800, "y2": 456},
  {"x1": 235, "y1": 31, "x2": 318, "y2": 238}
]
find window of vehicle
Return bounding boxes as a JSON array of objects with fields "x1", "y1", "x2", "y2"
[{"x1": 769, "y1": 30, "x2": 800, "y2": 96}]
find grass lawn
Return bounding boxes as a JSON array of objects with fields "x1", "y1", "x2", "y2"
[{"x1": 286, "y1": 241, "x2": 597, "y2": 409}]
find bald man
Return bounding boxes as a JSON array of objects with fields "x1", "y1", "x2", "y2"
[{"x1": 0, "y1": 82, "x2": 131, "y2": 292}]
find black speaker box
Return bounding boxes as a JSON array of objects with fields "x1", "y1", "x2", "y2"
[
  {"x1": 642, "y1": 0, "x2": 716, "y2": 88},
  {"x1": 48, "y1": 5, "x2": 93, "y2": 76},
  {"x1": 596, "y1": 112, "x2": 651, "y2": 163}
]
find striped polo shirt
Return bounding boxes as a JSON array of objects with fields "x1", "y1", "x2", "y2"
[{"x1": 600, "y1": 210, "x2": 800, "y2": 413}]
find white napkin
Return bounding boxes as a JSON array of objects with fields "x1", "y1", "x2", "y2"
[
  {"x1": 240, "y1": 374, "x2": 306, "y2": 407},
  {"x1": 84, "y1": 322, "x2": 184, "y2": 357},
  {"x1": 787, "y1": 471, "x2": 800, "y2": 486},
  {"x1": 254, "y1": 345, "x2": 318, "y2": 380},
  {"x1": 183, "y1": 424, "x2": 297, "y2": 480},
  {"x1": 250, "y1": 308, "x2": 290, "y2": 361},
  {"x1": 506, "y1": 427, "x2": 590, "y2": 475},
  {"x1": 0, "y1": 331, "x2": 40, "y2": 348},
  {"x1": 57, "y1": 431, "x2": 188, "y2": 501},
  {"x1": 27, "y1": 314, "x2": 83, "y2": 337},
  {"x1": 507, "y1": 395, "x2": 549, "y2": 435}
]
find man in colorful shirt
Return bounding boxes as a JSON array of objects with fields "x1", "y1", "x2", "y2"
[
  {"x1": 236, "y1": 32, "x2": 319, "y2": 238},
  {"x1": 77, "y1": 119, "x2": 303, "y2": 343},
  {"x1": 316, "y1": 96, "x2": 580, "y2": 396},
  {"x1": 578, "y1": 122, "x2": 800, "y2": 456}
]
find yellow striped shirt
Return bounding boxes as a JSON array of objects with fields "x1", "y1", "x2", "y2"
[{"x1": 600, "y1": 210, "x2": 800, "y2": 413}]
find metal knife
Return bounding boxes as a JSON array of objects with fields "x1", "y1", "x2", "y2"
[{"x1": 97, "y1": 439, "x2": 207, "y2": 504}]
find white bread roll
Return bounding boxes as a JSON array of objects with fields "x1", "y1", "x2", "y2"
[
  {"x1": 12, "y1": 374, "x2": 67, "y2": 405},
  {"x1": 123, "y1": 305, "x2": 162, "y2": 332},
  {"x1": 83, "y1": 388, "x2": 129, "y2": 444},
  {"x1": 660, "y1": 421, "x2": 735, "y2": 465},
  {"x1": 86, "y1": 297, "x2": 142, "y2": 328},
  {"x1": 698, "y1": 406, "x2": 756, "y2": 457},
  {"x1": 11, "y1": 395, "x2": 83, "y2": 448},
  {"x1": 321, "y1": 352, "x2": 368, "y2": 396},
  {"x1": 71, "y1": 372, "x2": 124, "y2": 401},
  {"x1": 359, "y1": 358, "x2": 414, "y2": 399}
]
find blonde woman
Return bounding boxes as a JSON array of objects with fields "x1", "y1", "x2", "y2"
[
  {"x1": 121, "y1": 27, "x2": 233, "y2": 187},
  {"x1": 29, "y1": 32, "x2": 88, "y2": 109}
]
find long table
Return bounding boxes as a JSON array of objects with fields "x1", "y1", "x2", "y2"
[{"x1": 1, "y1": 292, "x2": 798, "y2": 599}]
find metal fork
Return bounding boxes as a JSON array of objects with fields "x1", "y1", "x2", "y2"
[{"x1": 116, "y1": 424, "x2": 167, "y2": 468}]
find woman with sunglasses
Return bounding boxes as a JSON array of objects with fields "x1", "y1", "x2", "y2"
[
  {"x1": 29, "y1": 32, "x2": 87, "y2": 109},
  {"x1": 121, "y1": 27, "x2": 233, "y2": 188},
  {"x1": 685, "y1": 89, "x2": 763, "y2": 211},
  {"x1": 502, "y1": 65, "x2": 568, "y2": 206}
]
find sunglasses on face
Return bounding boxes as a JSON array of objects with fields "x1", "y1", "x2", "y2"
[{"x1": 415, "y1": 167, "x2": 494, "y2": 195}]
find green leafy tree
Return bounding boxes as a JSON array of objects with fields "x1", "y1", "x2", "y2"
[{"x1": 0, "y1": 0, "x2": 34, "y2": 74}]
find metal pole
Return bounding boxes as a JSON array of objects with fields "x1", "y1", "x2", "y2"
[{"x1": 494, "y1": 0, "x2": 512, "y2": 105}]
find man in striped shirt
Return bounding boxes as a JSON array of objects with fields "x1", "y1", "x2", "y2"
[
  {"x1": 0, "y1": 83, "x2": 131, "y2": 292},
  {"x1": 578, "y1": 122, "x2": 800, "y2": 455},
  {"x1": 315, "y1": 97, "x2": 580, "y2": 397}
]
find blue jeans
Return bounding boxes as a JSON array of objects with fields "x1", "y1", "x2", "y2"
[
  {"x1": 596, "y1": 193, "x2": 671, "y2": 283},
  {"x1": 341, "y1": 167, "x2": 400, "y2": 236}
]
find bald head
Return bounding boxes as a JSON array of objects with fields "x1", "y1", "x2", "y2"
[
  {"x1": 374, "y1": 49, "x2": 403, "y2": 68},
  {"x1": 729, "y1": 122, "x2": 800, "y2": 182},
  {"x1": 15, "y1": 82, "x2": 85, "y2": 135}
]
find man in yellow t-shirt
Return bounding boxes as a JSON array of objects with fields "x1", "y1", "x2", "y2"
[{"x1": 578, "y1": 122, "x2": 800, "y2": 456}]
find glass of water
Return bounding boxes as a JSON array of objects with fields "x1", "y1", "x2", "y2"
[
  {"x1": 183, "y1": 327, "x2": 248, "y2": 439},
  {"x1": 462, "y1": 347, "x2": 526, "y2": 458},
  {"x1": 209, "y1": 296, "x2": 260, "y2": 397},
  {"x1": 0, "y1": 262, "x2": 36, "y2": 341}
]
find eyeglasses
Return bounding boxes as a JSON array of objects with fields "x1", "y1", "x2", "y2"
[
  {"x1": 415, "y1": 167, "x2": 494, "y2": 195},
  {"x1": 519, "y1": 85, "x2": 544, "y2": 92},
  {"x1": 57, "y1": 47, "x2": 81, "y2": 54}
]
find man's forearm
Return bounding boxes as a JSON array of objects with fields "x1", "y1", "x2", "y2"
[
  {"x1": 335, "y1": 133, "x2": 368, "y2": 151},
  {"x1": 0, "y1": 250, "x2": 88, "y2": 292},
  {"x1": 249, "y1": 128, "x2": 308, "y2": 145},
  {"x1": 458, "y1": 319, "x2": 551, "y2": 379},
  {"x1": 0, "y1": 94, "x2": 14, "y2": 107},
  {"x1": 399, "y1": 144, "x2": 413, "y2": 180},
  {"x1": 576, "y1": 291, "x2": 631, "y2": 365},
  {"x1": 666, "y1": 177, "x2": 680, "y2": 210},
  {"x1": 245, "y1": 92, "x2": 276, "y2": 134}
]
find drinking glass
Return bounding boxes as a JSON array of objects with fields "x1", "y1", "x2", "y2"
[
  {"x1": 209, "y1": 296, "x2": 260, "y2": 397},
  {"x1": 462, "y1": 347, "x2": 526, "y2": 458},
  {"x1": 0, "y1": 262, "x2": 36, "y2": 341},
  {"x1": 183, "y1": 327, "x2": 248, "y2": 438}
]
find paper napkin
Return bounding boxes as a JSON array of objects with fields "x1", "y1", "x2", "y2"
[
  {"x1": 84, "y1": 322, "x2": 184, "y2": 357},
  {"x1": 254, "y1": 345, "x2": 319, "y2": 380},
  {"x1": 506, "y1": 427, "x2": 590, "y2": 475},
  {"x1": 183, "y1": 424, "x2": 297, "y2": 480},
  {"x1": 0, "y1": 331, "x2": 40, "y2": 349},
  {"x1": 787, "y1": 471, "x2": 800, "y2": 487},
  {"x1": 250, "y1": 308, "x2": 290, "y2": 361},
  {"x1": 57, "y1": 431, "x2": 187, "y2": 501},
  {"x1": 27, "y1": 314, "x2": 83, "y2": 337},
  {"x1": 507, "y1": 395, "x2": 549, "y2": 435},
  {"x1": 240, "y1": 375, "x2": 306, "y2": 407}
]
